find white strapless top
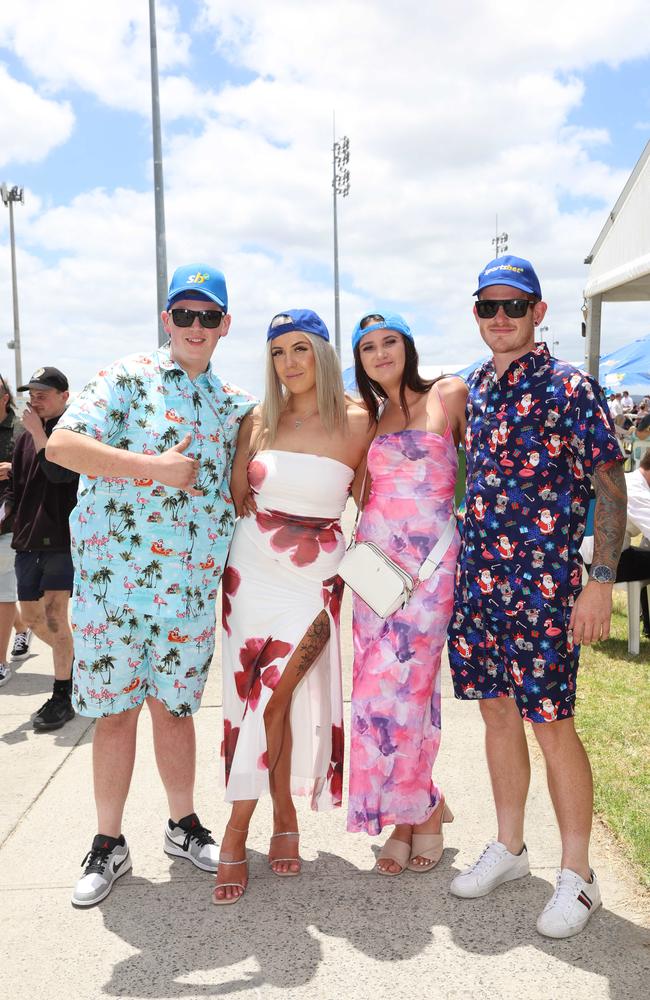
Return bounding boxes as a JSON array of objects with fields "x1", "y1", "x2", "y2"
[{"x1": 247, "y1": 450, "x2": 353, "y2": 519}]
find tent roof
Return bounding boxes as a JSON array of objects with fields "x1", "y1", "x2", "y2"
[
  {"x1": 584, "y1": 139, "x2": 650, "y2": 301},
  {"x1": 599, "y1": 333, "x2": 650, "y2": 397}
]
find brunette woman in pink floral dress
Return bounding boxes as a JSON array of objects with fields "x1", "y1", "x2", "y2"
[
  {"x1": 214, "y1": 310, "x2": 372, "y2": 904},
  {"x1": 347, "y1": 313, "x2": 467, "y2": 875}
]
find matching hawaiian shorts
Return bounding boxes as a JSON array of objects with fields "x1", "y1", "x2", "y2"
[
  {"x1": 71, "y1": 598, "x2": 216, "y2": 718},
  {"x1": 447, "y1": 601, "x2": 579, "y2": 723},
  {"x1": 15, "y1": 550, "x2": 74, "y2": 600}
]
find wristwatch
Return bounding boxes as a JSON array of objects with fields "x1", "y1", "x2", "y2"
[{"x1": 589, "y1": 564, "x2": 616, "y2": 584}]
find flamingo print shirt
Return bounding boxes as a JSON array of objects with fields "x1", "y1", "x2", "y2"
[
  {"x1": 56, "y1": 346, "x2": 256, "y2": 620},
  {"x1": 459, "y1": 342, "x2": 622, "y2": 612}
]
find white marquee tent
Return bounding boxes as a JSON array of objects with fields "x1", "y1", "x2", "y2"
[{"x1": 584, "y1": 139, "x2": 650, "y2": 377}]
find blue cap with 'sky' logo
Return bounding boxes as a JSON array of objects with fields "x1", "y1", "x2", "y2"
[{"x1": 166, "y1": 264, "x2": 228, "y2": 310}]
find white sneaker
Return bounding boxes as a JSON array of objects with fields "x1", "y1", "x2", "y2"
[
  {"x1": 450, "y1": 840, "x2": 530, "y2": 898},
  {"x1": 537, "y1": 868, "x2": 602, "y2": 938},
  {"x1": 0, "y1": 662, "x2": 11, "y2": 687},
  {"x1": 164, "y1": 813, "x2": 219, "y2": 872}
]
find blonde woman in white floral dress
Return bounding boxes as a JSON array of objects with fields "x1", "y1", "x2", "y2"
[{"x1": 214, "y1": 310, "x2": 372, "y2": 905}]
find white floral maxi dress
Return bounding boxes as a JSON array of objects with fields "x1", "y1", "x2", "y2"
[{"x1": 220, "y1": 450, "x2": 353, "y2": 810}]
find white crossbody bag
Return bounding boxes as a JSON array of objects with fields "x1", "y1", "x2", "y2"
[{"x1": 338, "y1": 464, "x2": 458, "y2": 619}]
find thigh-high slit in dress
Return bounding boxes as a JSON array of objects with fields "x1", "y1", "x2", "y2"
[{"x1": 221, "y1": 450, "x2": 352, "y2": 810}]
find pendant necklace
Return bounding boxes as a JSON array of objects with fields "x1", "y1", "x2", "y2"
[{"x1": 292, "y1": 409, "x2": 318, "y2": 429}]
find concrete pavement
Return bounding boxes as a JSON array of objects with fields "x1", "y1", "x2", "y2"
[{"x1": 1, "y1": 591, "x2": 648, "y2": 1000}]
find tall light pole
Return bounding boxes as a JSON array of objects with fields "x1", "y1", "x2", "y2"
[
  {"x1": 332, "y1": 129, "x2": 350, "y2": 358},
  {"x1": 1, "y1": 183, "x2": 24, "y2": 393},
  {"x1": 492, "y1": 214, "x2": 508, "y2": 257},
  {"x1": 148, "y1": 0, "x2": 168, "y2": 345},
  {"x1": 538, "y1": 324, "x2": 548, "y2": 343}
]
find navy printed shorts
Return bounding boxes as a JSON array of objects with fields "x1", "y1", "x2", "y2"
[{"x1": 448, "y1": 601, "x2": 579, "y2": 723}]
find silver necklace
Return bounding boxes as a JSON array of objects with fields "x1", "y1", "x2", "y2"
[{"x1": 292, "y1": 409, "x2": 318, "y2": 429}]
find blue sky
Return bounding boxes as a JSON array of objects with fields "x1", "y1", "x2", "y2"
[{"x1": 0, "y1": 1, "x2": 649, "y2": 396}]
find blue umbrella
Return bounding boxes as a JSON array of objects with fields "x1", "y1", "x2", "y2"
[{"x1": 599, "y1": 336, "x2": 650, "y2": 397}]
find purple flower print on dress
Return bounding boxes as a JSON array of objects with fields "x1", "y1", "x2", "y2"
[
  {"x1": 393, "y1": 621, "x2": 415, "y2": 663},
  {"x1": 401, "y1": 436, "x2": 429, "y2": 461},
  {"x1": 370, "y1": 714, "x2": 398, "y2": 756}
]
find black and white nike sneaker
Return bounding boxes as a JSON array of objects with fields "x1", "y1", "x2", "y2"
[
  {"x1": 71, "y1": 834, "x2": 132, "y2": 907},
  {"x1": 164, "y1": 813, "x2": 219, "y2": 872}
]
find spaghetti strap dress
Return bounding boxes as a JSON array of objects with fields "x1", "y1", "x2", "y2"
[
  {"x1": 220, "y1": 449, "x2": 353, "y2": 810},
  {"x1": 347, "y1": 392, "x2": 460, "y2": 835}
]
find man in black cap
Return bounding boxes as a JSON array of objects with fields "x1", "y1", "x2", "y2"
[{"x1": 3, "y1": 367, "x2": 79, "y2": 730}]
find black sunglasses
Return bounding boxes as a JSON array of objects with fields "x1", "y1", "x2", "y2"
[
  {"x1": 170, "y1": 307, "x2": 224, "y2": 329},
  {"x1": 475, "y1": 299, "x2": 535, "y2": 320}
]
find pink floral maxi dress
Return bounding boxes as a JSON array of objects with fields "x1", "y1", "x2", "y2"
[
  {"x1": 347, "y1": 419, "x2": 460, "y2": 835},
  {"x1": 221, "y1": 450, "x2": 352, "y2": 809}
]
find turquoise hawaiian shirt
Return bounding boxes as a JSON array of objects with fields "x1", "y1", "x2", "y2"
[{"x1": 56, "y1": 346, "x2": 256, "y2": 620}]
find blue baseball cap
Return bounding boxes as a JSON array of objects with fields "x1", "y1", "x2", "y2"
[
  {"x1": 166, "y1": 263, "x2": 228, "y2": 311},
  {"x1": 474, "y1": 255, "x2": 542, "y2": 299},
  {"x1": 266, "y1": 309, "x2": 330, "y2": 342},
  {"x1": 352, "y1": 312, "x2": 413, "y2": 351}
]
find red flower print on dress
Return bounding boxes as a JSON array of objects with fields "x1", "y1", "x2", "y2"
[
  {"x1": 256, "y1": 509, "x2": 342, "y2": 567},
  {"x1": 235, "y1": 636, "x2": 293, "y2": 713},
  {"x1": 222, "y1": 565, "x2": 241, "y2": 637},
  {"x1": 326, "y1": 723, "x2": 344, "y2": 806},
  {"x1": 248, "y1": 459, "x2": 267, "y2": 491},
  {"x1": 221, "y1": 718, "x2": 240, "y2": 785},
  {"x1": 322, "y1": 574, "x2": 344, "y2": 625}
]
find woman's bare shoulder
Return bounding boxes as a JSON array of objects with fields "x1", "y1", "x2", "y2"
[{"x1": 346, "y1": 400, "x2": 375, "y2": 435}]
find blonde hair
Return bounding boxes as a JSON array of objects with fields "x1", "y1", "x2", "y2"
[{"x1": 254, "y1": 332, "x2": 347, "y2": 449}]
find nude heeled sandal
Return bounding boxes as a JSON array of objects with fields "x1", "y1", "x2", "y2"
[
  {"x1": 407, "y1": 800, "x2": 454, "y2": 873},
  {"x1": 213, "y1": 823, "x2": 249, "y2": 905},
  {"x1": 269, "y1": 831, "x2": 301, "y2": 877},
  {"x1": 375, "y1": 837, "x2": 412, "y2": 876},
  {"x1": 212, "y1": 857, "x2": 248, "y2": 905}
]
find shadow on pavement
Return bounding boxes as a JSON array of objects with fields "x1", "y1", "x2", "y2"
[{"x1": 97, "y1": 849, "x2": 649, "y2": 999}]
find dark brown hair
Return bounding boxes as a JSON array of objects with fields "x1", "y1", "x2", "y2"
[
  {"x1": 0, "y1": 374, "x2": 15, "y2": 415},
  {"x1": 353, "y1": 315, "x2": 435, "y2": 424}
]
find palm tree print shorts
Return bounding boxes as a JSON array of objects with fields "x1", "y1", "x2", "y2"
[{"x1": 71, "y1": 599, "x2": 216, "y2": 717}]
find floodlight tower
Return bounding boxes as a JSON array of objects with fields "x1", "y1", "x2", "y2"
[
  {"x1": 1, "y1": 183, "x2": 24, "y2": 392},
  {"x1": 492, "y1": 215, "x2": 508, "y2": 257},
  {"x1": 332, "y1": 130, "x2": 350, "y2": 358}
]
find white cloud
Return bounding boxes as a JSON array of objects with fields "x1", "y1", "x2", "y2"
[
  {"x1": 0, "y1": 64, "x2": 73, "y2": 168},
  {"x1": 1, "y1": 0, "x2": 650, "y2": 397}
]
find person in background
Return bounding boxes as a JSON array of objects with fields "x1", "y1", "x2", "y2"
[
  {"x1": 0, "y1": 375, "x2": 32, "y2": 687},
  {"x1": 2, "y1": 368, "x2": 78, "y2": 721},
  {"x1": 620, "y1": 390, "x2": 634, "y2": 414}
]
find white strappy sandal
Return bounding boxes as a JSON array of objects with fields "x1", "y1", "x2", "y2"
[
  {"x1": 269, "y1": 831, "x2": 301, "y2": 877},
  {"x1": 212, "y1": 856, "x2": 248, "y2": 905}
]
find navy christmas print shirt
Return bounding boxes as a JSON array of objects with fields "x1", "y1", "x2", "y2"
[{"x1": 458, "y1": 342, "x2": 622, "y2": 612}]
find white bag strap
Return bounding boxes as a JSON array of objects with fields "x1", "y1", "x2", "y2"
[{"x1": 416, "y1": 513, "x2": 458, "y2": 582}]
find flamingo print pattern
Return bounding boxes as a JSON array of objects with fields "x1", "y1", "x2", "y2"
[{"x1": 57, "y1": 345, "x2": 255, "y2": 718}]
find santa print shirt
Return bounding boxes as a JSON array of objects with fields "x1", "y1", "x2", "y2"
[{"x1": 459, "y1": 342, "x2": 622, "y2": 612}]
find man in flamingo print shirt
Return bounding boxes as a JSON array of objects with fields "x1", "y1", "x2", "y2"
[{"x1": 47, "y1": 264, "x2": 255, "y2": 908}]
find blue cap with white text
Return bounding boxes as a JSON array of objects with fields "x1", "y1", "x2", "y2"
[
  {"x1": 474, "y1": 255, "x2": 542, "y2": 299},
  {"x1": 351, "y1": 312, "x2": 413, "y2": 351},
  {"x1": 166, "y1": 264, "x2": 228, "y2": 311},
  {"x1": 266, "y1": 309, "x2": 330, "y2": 342}
]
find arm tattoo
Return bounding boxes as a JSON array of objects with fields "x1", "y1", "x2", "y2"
[
  {"x1": 592, "y1": 460, "x2": 627, "y2": 571},
  {"x1": 295, "y1": 610, "x2": 330, "y2": 678}
]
